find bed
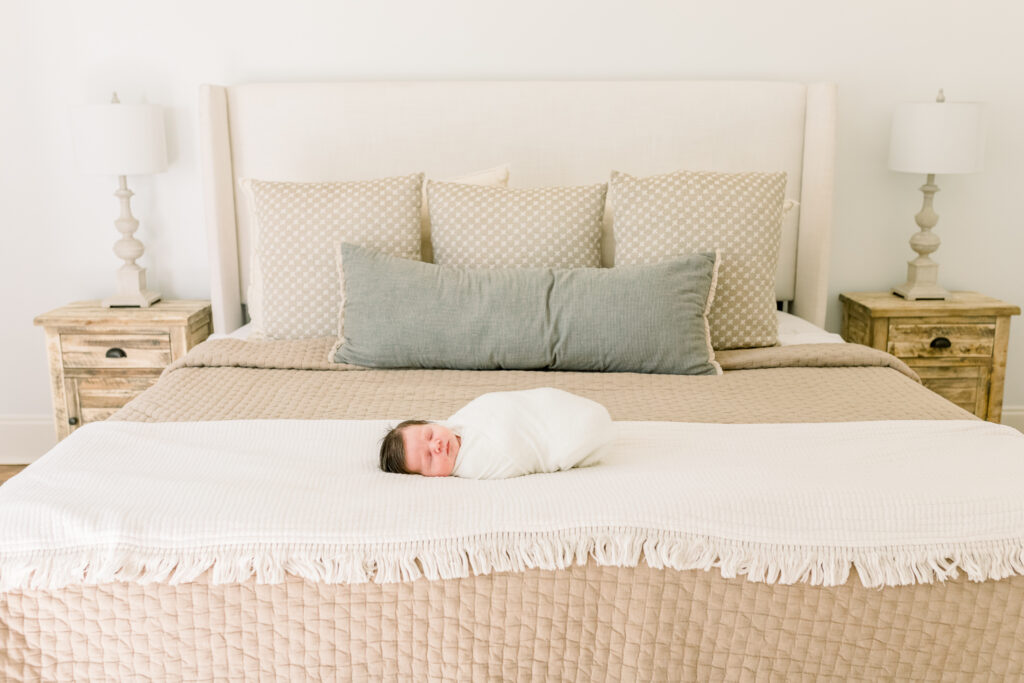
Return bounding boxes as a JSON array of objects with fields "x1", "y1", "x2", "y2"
[{"x1": 2, "y1": 81, "x2": 1023, "y2": 681}]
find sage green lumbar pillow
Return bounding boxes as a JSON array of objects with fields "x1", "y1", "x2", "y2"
[{"x1": 332, "y1": 243, "x2": 721, "y2": 375}]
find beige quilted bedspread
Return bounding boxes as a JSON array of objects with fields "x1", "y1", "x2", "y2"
[{"x1": 3, "y1": 339, "x2": 1022, "y2": 681}]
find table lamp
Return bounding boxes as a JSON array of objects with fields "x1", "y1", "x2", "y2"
[
  {"x1": 71, "y1": 93, "x2": 168, "y2": 307},
  {"x1": 888, "y1": 89, "x2": 985, "y2": 300}
]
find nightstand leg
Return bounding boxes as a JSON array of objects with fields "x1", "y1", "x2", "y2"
[{"x1": 989, "y1": 317, "x2": 1011, "y2": 423}]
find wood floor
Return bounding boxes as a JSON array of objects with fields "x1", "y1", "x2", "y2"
[{"x1": 0, "y1": 465, "x2": 27, "y2": 484}]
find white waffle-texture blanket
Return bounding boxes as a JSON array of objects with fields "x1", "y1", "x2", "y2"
[{"x1": 1, "y1": 418, "x2": 1023, "y2": 591}]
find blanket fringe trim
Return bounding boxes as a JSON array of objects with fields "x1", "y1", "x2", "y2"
[{"x1": 3, "y1": 528, "x2": 1023, "y2": 592}]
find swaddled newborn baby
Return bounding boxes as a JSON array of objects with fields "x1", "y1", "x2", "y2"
[{"x1": 379, "y1": 388, "x2": 613, "y2": 479}]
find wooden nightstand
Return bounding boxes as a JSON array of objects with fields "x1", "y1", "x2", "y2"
[
  {"x1": 34, "y1": 300, "x2": 211, "y2": 440},
  {"x1": 839, "y1": 292, "x2": 1019, "y2": 422}
]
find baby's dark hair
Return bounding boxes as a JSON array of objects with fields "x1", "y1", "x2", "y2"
[{"x1": 379, "y1": 419, "x2": 430, "y2": 474}]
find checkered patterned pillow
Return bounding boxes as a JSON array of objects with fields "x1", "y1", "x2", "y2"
[
  {"x1": 609, "y1": 170, "x2": 787, "y2": 349},
  {"x1": 244, "y1": 174, "x2": 423, "y2": 339},
  {"x1": 427, "y1": 182, "x2": 606, "y2": 269},
  {"x1": 420, "y1": 165, "x2": 509, "y2": 263}
]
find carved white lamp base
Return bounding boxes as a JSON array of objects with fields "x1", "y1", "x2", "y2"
[
  {"x1": 892, "y1": 262, "x2": 951, "y2": 301},
  {"x1": 103, "y1": 265, "x2": 160, "y2": 307},
  {"x1": 892, "y1": 173, "x2": 952, "y2": 301},
  {"x1": 101, "y1": 175, "x2": 161, "y2": 308}
]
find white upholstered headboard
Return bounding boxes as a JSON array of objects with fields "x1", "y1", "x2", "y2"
[{"x1": 199, "y1": 81, "x2": 836, "y2": 334}]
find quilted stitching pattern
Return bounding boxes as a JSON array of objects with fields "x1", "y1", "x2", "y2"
[
  {"x1": 4, "y1": 342, "x2": 1006, "y2": 680},
  {"x1": 114, "y1": 340, "x2": 969, "y2": 424},
  {"x1": 610, "y1": 170, "x2": 787, "y2": 350},
  {"x1": 427, "y1": 181, "x2": 606, "y2": 268},
  {"x1": 246, "y1": 174, "x2": 423, "y2": 339},
  {"x1": 3, "y1": 565, "x2": 1022, "y2": 681}
]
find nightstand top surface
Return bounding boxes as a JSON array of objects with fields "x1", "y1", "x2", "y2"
[
  {"x1": 34, "y1": 299, "x2": 212, "y2": 327},
  {"x1": 839, "y1": 291, "x2": 1020, "y2": 318}
]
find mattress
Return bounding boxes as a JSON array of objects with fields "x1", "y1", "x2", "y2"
[{"x1": 3, "y1": 338, "x2": 1022, "y2": 681}]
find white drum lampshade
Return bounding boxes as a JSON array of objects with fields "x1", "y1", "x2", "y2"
[
  {"x1": 71, "y1": 94, "x2": 168, "y2": 307},
  {"x1": 887, "y1": 91, "x2": 986, "y2": 301},
  {"x1": 889, "y1": 101, "x2": 985, "y2": 175},
  {"x1": 72, "y1": 103, "x2": 168, "y2": 176}
]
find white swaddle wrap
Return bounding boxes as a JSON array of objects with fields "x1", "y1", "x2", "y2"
[{"x1": 447, "y1": 388, "x2": 613, "y2": 479}]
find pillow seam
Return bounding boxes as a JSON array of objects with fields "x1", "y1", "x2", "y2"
[
  {"x1": 329, "y1": 241, "x2": 347, "y2": 363},
  {"x1": 705, "y1": 250, "x2": 723, "y2": 376}
]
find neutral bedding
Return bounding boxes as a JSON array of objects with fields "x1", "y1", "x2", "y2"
[
  {"x1": 4, "y1": 416, "x2": 1022, "y2": 592},
  {"x1": 212, "y1": 309, "x2": 848, "y2": 345},
  {"x1": 3, "y1": 338, "x2": 1023, "y2": 681}
]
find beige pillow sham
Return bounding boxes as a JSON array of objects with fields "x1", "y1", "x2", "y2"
[
  {"x1": 243, "y1": 173, "x2": 424, "y2": 339},
  {"x1": 609, "y1": 170, "x2": 787, "y2": 350},
  {"x1": 427, "y1": 181, "x2": 607, "y2": 269},
  {"x1": 420, "y1": 165, "x2": 510, "y2": 262}
]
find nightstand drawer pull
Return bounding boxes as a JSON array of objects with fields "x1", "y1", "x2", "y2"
[
  {"x1": 60, "y1": 333, "x2": 171, "y2": 369},
  {"x1": 887, "y1": 323, "x2": 995, "y2": 359},
  {"x1": 68, "y1": 417, "x2": 78, "y2": 426}
]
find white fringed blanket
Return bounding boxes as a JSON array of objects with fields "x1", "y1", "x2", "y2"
[{"x1": 2, "y1": 418, "x2": 1023, "y2": 592}]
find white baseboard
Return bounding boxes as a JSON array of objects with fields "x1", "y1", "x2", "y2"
[
  {"x1": 0, "y1": 415, "x2": 56, "y2": 464},
  {"x1": 1001, "y1": 406, "x2": 1024, "y2": 433}
]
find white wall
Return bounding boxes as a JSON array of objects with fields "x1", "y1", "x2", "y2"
[{"x1": 3, "y1": 0, "x2": 1023, "y2": 460}]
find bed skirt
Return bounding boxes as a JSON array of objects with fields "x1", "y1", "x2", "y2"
[{"x1": 3, "y1": 564, "x2": 1023, "y2": 681}]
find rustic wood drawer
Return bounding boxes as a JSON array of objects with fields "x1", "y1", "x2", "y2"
[
  {"x1": 922, "y1": 378, "x2": 978, "y2": 405},
  {"x1": 66, "y1": 374, "x2": 162, "y2": 425},
  {"x1": 909, "y1": 364, "x2": 988, "y2": 415},
  {"x1": 925, "y1": 380, "x2": 980, "y2": 413},
  {"x1": 887, "y1": 321, "x2": 996, "y2": 360},
  {"x1": 839, "y1": 292, "x2": 1019, "y2": 423},
  {"x1": 61, "y1": 333, "x2": 172, "y2": 369},
  {"x1": 35, "y1": 300, "x2": 213, "y2": 441}
]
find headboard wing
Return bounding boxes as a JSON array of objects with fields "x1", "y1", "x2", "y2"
[{"x1": 199, "y1": 80, "x2": 836, "y2": 334}]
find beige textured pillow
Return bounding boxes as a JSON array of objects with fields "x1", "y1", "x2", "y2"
[
  {"x1": 420, "y1": 165, "x2": 509, "y2": 262},
  {"x1": 609, "y1": 170, "x2": 787, "y2": 350},
  {"x1": 427, "y1": 181, "x2": 606, "y2": 268},
  {"x1": 244, "y1": 173, "x2": 423, "y2": 339}
]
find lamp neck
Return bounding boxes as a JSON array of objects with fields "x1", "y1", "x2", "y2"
[{"x1": 915, "y1": 174, "x2": 939, "y2": 231}]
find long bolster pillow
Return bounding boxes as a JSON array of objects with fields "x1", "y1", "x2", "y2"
[{"x1": 331, "y1": 242, "x2": 720, "y2": 375}]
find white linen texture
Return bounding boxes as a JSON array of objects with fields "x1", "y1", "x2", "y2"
[{"x1": 2, "y1": 418, "x2": 1024, "y2": 592}]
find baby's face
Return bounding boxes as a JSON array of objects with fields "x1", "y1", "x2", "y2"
[{"x1": 401, "y1": 422, "x2": 461, "y2": 476}]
